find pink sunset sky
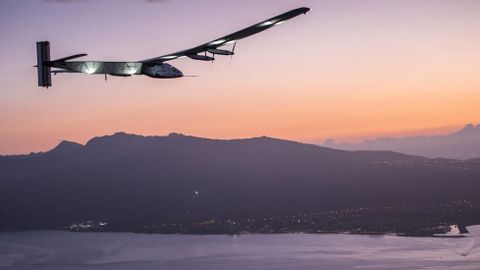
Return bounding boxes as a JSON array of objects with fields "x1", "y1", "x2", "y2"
[{"x1": 1, "y1": 0, "x2": 480, "y2": 154}]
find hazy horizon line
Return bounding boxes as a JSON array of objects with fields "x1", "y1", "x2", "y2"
[{"x1": 1, "y1": 122, "x2": 477, "y2": 156}]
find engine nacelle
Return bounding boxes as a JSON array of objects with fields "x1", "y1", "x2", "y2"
[
  {"x1": 187, "y1": 54, "x2": 215, "y2": 61},
  {"x1": 207, "y1": 48, "x2": 234, "y2": 55},
  {"x1": 141, "y1": 63, "x2": 183, "y2": 78}
]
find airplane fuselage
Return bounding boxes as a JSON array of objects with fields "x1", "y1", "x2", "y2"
[{"x1": 50, "y1": 61, "x2": 183, "y2": 79}]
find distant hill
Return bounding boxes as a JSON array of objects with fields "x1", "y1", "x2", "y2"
[
  {"x1": 323, "y1": 124, "x2": 480, "y2": 159},
  {"x1": 1, "y1": 132, "x2": 480, "y2": 232}
]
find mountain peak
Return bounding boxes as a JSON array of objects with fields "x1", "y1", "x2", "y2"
[
  {"x1": 458, "y1": 124, "x2": 475, "y2": 133},
  {"x1": 111, "y1": 131, "x2": 139, "y2": 138},
  {"x1": 323, "y1": 122, "x2": 480, "y2": 159},
  {"x1": 49, "y1": 140, "x2": 83, "y2": 155},
  {"x1": 168, "y1": 132, "x2": 186, "y2": 137},
  {"x1": 86, "y1": 132, "x2": 144, "y2": 146}
]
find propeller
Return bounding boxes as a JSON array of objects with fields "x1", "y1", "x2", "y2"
[
  {"x1": 210, "y1": 52, "x2": 215, "y2": 70},
  {"x1": 205, "y1": 51, "x2": 215, "y2": 71},
  {"x1": 229, "y1": 41, "x2": 237, "y2": 67}
]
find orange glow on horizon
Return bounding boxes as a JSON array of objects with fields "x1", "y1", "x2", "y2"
[{"x1": 1, "y1": 0, "x2": 480, "y2": 154}]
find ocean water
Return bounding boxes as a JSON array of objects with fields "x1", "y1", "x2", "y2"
[{"x1": 1, "y1": 228, "x2": 479, "y2": 270}]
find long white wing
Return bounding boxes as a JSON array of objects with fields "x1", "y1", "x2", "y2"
[{"x1": 142, "y1": 7, "x2": 310, "y2": 64}]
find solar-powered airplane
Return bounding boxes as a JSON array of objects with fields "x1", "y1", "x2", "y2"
[{"x1": 36, "y1": 7, "x2": 310, "y2": 88}]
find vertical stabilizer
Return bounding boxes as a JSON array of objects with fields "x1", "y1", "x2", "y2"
[{"x1": 36, "y1": 41, "x2": 51, "y2": 88}]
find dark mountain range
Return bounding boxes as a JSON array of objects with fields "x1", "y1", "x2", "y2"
[
  {"x1": 1, "y1": 132, "x2": 480, "y2": 233},
  {"x1": 323, "y1": 124, "x2": 480, "y2": 160}
]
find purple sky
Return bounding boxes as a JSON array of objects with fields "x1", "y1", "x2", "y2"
[{"x1": 1, "y1": 0, "x2": 480, "y2": 154}]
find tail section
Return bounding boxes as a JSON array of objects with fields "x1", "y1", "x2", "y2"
[{"x1": 36, "y1": 41, "x2": 51, "y2": 88}]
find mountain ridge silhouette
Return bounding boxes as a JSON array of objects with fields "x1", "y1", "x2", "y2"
[
  {"x1": 324, "y1": 123, "x2": 480, "y2": 159},
  {"x1": 1, "y1": 132, "x2": 479, "y2": 232}
]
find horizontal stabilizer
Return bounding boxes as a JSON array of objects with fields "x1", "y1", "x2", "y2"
[{"x1": 52, "y1": 53, "x2": 88, "y2": 62}]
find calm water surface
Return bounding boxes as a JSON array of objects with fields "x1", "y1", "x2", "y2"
[{"x1": 1, "y1": 229, "x2": 479, "y2": 270}]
